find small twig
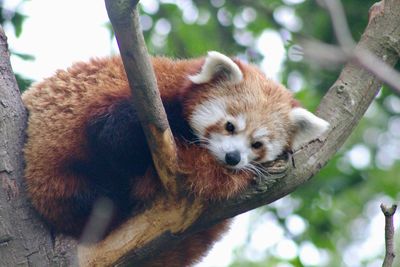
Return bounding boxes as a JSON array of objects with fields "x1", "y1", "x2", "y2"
[
  {"x1": 352, "y1": 48, "x2": 400, "y2": 95},
  {"x1": 320, "y1": 0, "x2": 356, "y2": 49},
  {"x1": 301, "y1": 39, "x2": 400, "y2": 96},
  {"x1": 324, "y1": 0, "x2": 400, "y2": 95},
  {"x1": 380, "y1": 203, "x2": 397, "y2": 267},
  {"x1": 301, "y1": 39, "x2": 347, "y2": 65},
  {"x1": 303, "y1": 0, "x2": 400, "y2": 95}
]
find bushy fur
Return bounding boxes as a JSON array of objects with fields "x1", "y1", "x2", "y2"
[{"x1": 22, "y1": 53, "x2": 328, "y2": 266}]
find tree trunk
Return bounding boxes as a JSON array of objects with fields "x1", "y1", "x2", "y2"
[{"x1": 0, "y1": 26, "x2": 77, "y2": 266}]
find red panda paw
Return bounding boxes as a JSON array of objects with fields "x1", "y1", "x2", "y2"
[{"x1": 178, "y1": 145, "x2": 253, "y2": 200}]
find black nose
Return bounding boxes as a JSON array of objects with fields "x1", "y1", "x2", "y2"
[{"x1": 225, "y1": 151, "x2": 241, "y2": 166}]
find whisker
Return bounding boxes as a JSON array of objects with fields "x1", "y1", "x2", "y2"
[
  {"x1": 252, "y1": 161, "x2": 270, "y2": 176},
  {"x1": 241, "y1": 164, "x2": 260, "y2": 177},
  {"x1": 183, "y1": 136, "x2": 211, "y2": 146}
]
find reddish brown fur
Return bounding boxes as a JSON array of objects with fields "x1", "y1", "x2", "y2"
[
  {"x1": 178, "y1": 144, "x2": 253, "y2": 200},
  {"x1": 22, "y1": 55, "x2": 296, "y2": 265},
  {"x1": 184, "y1": 60, "x2": 296, "y2": 161}
]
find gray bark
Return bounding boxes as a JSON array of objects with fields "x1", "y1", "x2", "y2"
[{"x1": 0, "y1": 27, "x2": 76, "y2": 267}]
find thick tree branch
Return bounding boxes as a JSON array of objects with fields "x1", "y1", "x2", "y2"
[
  {"x1": 78, "y1": 0, "x2": 400, "y2": 266},
  {"x1": 104, "y1": 0, "x2": 180, "y2": 196}
]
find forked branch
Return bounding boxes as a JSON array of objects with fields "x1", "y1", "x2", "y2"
[
  {"x1": 303, "y1": 0, "x2": 400, "y2": 95},
  {"x1": 78, "y1": 0, "x2": 400, "y2": 266}
]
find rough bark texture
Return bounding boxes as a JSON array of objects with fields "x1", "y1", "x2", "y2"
[
  {"x1": 0, "y1": 27, "x2": 78, "y2": 267},
  {"x1": 0, "y1": 26, "x2": 56, "y2": 267},
  {"x1": 0, "y1": 0, "x2": 399, "y2": 266}
]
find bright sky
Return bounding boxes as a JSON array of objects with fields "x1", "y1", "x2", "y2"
[
  {"x1": 4, "y1": 0, "x2": 116, "y2": 81},
  {"x1": 2, "y1": 1, "x2": 395, "y2": 266},
  {"x1": 4, "y1": 0, "x2": 286, "y2": 82}
]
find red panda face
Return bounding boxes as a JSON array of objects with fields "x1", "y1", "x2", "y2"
[
  {"x1": 186, "y1": 52, "x2": 330, "y2": 173},
  {"x1": 189, "y1": 96, "x2": 289, "y2": 170}
]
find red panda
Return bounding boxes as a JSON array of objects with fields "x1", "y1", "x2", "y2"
[{"x1": 22, "y1": 51, "x2": 329, "y2": 266}]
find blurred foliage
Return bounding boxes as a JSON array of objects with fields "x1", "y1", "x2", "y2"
[
  {"x1": 0, "y1": 0, "x2": 34, "y2": 91},
  {"x1": 6, "y1": 0, "x2": 400, "y2": 266}
]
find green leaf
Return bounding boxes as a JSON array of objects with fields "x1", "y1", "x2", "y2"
[
  {"x1": 11, "y1": 50, "x2": 35, "y2": 61},
  {"x1": 11, "y1": 12, "x2": 27, "y2": 37}
]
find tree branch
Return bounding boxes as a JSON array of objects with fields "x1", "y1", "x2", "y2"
[
  {"x1": 381, "y1": 204, "x2": 397, "y2": 267},
  {"x1": 78, "y1": 0, "x2": 400, "y2": 266},
  {"x1": 104, "y1": 0, "x2": 180, "y2": 196},
  {"x1": 303, "y1": 0, "x2": 400, "y2": 95},
  {"x1": 0, "y1": 26, "x2": 78, "y2": 267}
]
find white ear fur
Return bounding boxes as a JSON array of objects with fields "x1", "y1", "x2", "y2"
[
  {"x1": 189, "y1": 51, "x2": 243, "y2": 84},
  {"x1": 290, "y1": 107, "x2": 330, "y2": 150}
]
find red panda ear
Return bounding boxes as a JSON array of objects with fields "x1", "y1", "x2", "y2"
[
  {"x1": 189, "y1": 51, "x2": 243, "y2": 84},
  {"x1": 290, "y1": 107, "x2": 330, "y2": 150}
]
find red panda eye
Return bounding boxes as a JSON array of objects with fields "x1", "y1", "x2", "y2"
[
  {"x1": 251, "y1": 141, "x2": 263, "y2": 149},
  {"x1": 225, "y1": 122, "x2": 235, "y2": 133}
]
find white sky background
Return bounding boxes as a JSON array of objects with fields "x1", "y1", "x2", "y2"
[
  {"x1": 4, "y1": 0, "x2": 285, "y2": 82},
  {"x1": 4, "y1": 0, "x2": 116, "y2": 81},
  {"x1": 2, "y1": 0, "x2": 397, "y2": 266}
]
